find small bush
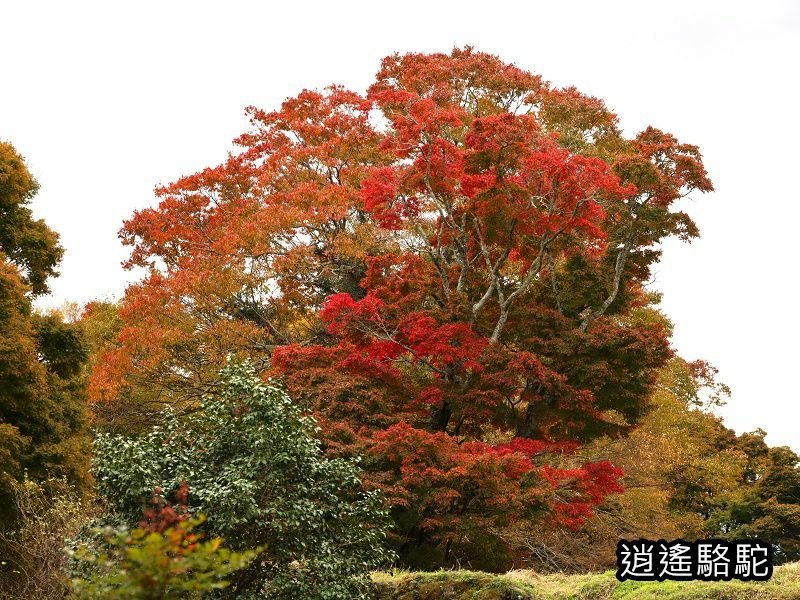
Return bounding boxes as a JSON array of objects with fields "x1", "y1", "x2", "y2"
[
  {"x1": 69, "y1": 515, "x2": 256, "y2": 599},
  {"x1": 0, "y1": 477, "x2": 89, "y2": 600}
]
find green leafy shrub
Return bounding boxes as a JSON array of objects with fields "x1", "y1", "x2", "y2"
[{"x1": 88, "y1": 360, "x2": 393, "y2": 599}]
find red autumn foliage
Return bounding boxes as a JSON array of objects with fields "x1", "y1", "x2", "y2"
[
  {"x1": 93, "y1": 47, "x2": 712, "y2": 569},
  {"x1": 140, "y1": 481, "x2": 190, "y2": 534}
]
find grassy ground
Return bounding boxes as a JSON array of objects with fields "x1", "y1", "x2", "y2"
[{"x1": 372, "y1": 561, "x2": 800, "y2": 599}]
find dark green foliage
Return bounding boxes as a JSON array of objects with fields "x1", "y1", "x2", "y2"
[
  {"x1": 34, "y1": 313, "x2": 88, "y2": 379},
  {"x1": 90, "y1": 361, "x2": 393, "y2": 599},
  {"x1": 706, "y1": 441, "x2": 800, "y2": 564}
]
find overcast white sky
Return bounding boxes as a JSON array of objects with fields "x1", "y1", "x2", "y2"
[{"x1": 3, "y1": 1, "x2": 799, "y2": 450}]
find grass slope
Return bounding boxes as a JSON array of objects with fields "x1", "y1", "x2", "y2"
[{"x1": 373, "y1": 561, "x2": 800, "y2": 599}]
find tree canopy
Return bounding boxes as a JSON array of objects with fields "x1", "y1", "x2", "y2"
[
  {"x1": 0, "y1": 142, "x2": 90, "y2": 530},
  {"x1": 89, "y1": 47, "x2": 715, "y2": 569}
]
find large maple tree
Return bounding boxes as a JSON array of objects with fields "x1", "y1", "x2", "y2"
[{"x1": 93, "y1": 48, "x2": 712, "y2": 568}]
